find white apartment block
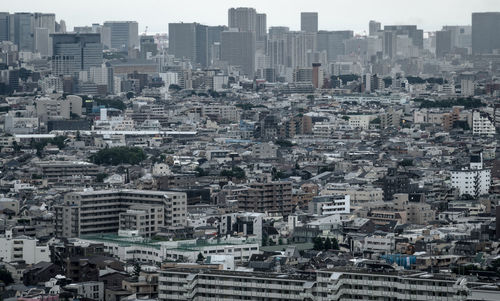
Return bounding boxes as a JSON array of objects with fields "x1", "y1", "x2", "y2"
[
  {"x1": 450, "y1": 155, "x2": 491, "y2": 197},
  {"x1": 55, "y1": 189, "x2": 187, "y2": 238},
  {"x1": 158, "y1": 267, "x2": 490, "y2": 301},
  {"x1": 119, "y1": 204, "x2": 164, "y2": 237},
  {"x1": 471, "y1": 111, "x2": 496, "y2": 135},
  {"x1": 308, "y1": 195, "x2": 350, "y2": 216},
  {"x1": 348, "y1": 115, "x2": 374, "y2": 130},
  {"x1": 0, "y1": 230, "x2": 50, "y2": 264},
  {"x1": 77, "y1": 235, "x2": 259, "y2": 265}
]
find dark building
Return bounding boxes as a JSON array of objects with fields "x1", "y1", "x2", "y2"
[
  {"x1": 301, "y1": 12, "x2": 318, "y2": 33},
  {"x1": 168, "y1": 23, "x2": 209, "y2": 67},
  {"x1": 51, "y1": 33, "x2": 103, "y2": 76},
  {"x1": 384, "y1": 25, "x2": 423, "y2": 49},
  {"x1": 472, "y1": 12, "x2": 500, "y2": 54},
  {"x1": 317, "y1": 30, "x2": 353, "y2": 62},
  {"x1": 436, "y1": 30, "x2": 452, "y2": 58},
  {"x1": 140, "y1": 35, "x2": 158, "y2": 59},
  {"x1": 23, "y1": 262, "x2": 63, "y2": 286},
  {"x1": 47, "y1": 120, "x2": 91, "y2": 132}
]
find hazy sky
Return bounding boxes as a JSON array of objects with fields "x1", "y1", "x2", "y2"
[{"x1": 4, "y1": 0, "x2": 500, "y2": 34}]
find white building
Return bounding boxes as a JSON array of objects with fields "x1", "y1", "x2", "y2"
[
  {"x1": 308, "y1": 195, "x2": 350, "y2": 216},
  {"x1": 348, "y1": 115, "x2": 374, "y2": 130},
  {"x1": 64, "y1": 281, "x2": 104, "y2": 301},
  {"x1": 0, "y1": 230, "x2": 50, "y2": 264},
  {"x1": 220, "y1": 212, "x2": 264, "y2": 242},
  {"x1": 471, "y1": 110, "x2": 496, "y2": 135},
  {"x1": 450, "y1": 154, "x2": 491, "y2": 197},
  {"x1": 251, "y1": 142, "x2": 278, "y2": 159}
]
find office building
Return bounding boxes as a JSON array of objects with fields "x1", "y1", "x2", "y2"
[
  {"x1": 228, "y1": 7, "x2": 256, "y2": 32},
  {"x1": 51, "y1": 33, "x2": 103, "y2": 76},
  {"x1": 436, "y1": 30, "x2": 452, "y2": 58},
  {"x1": 369, "y1": 20, "x2": 381, "y2": 36},
  {"x1": 54, "y1": 189, "x2": 187, "y2": 238},
  {"x1": 140, "y1": 35, "x2": 158, "y2": 59},
  {"x1": 317, "y1": 30, "x2": 353, "y2": 62},
  {"x1": 472, "y1": 12, "x2": 500, "y2": 54},
  {"x1": 301, "y1": 12, "x2": 318, "y2": 33},
  {"x1": 12, "y1": 13, "x2": 34, "y2": 51},
  {"x1": 169, "y1": 23, "x2": 208, "y2": 67},
  {"x1": 442, "y1": 25, "x2": 472, "y2": 50},
  {"x1": 0, "y1": 12, "x2": 9, "y2": 42},
  {"x1": 103, "y1": 21, "x2": 139, "y2": 52},
  {"x1": 220, "y1": 30, "x2": 255, "y2": 77},
  {"x1": 384, "y1": 25, "x2": 423, "y2": 49}
]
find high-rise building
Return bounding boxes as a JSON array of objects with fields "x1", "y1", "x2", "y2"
[
  {"x1": 384, "y1": 25, "x2": 423, "y2": 49},
  {"x1": 0, "y1": 12, "x2": 9, "y2": 42},
  {"x1": 12, "y1": 13, "x2": 34, "y2": 51},
  {"x1": 436, "y1": 30, "x2": 452, "y2": 58},
  {"x1": 168, "y1": 23, "x2": 209, "y2": 67},
  {"x1": 34, "y1": 27, "x2": 50, "y2": 56},
  {"x1": 228, "y1": 7, "x2": 257, "y2": 32},
  {"x1": 472, "y1": 12, "x2": 500, "y2": 54},
  {"x1": 103, "y1": 21, "x2": 139, "y2": 52},
  {"x1": 221, "y1": 30, "x2": 256, "y2": 78},
  {"x1": 51, "y1": 33, "x2": 103, "y2": 76},
  {"x1": 139, "y1": 35, "x2": 157, "y2": 59},
  {"x1": 317, "y1": 30, "x2": 353, "y2": 62},
  {"x1": 33, "y1": 13, "x2": 55, "y2": 33},
  {"x1": 256, "y1": 13, "x2": 267, "y2": 41},
  {"x1": 301, "y1": 12, "x2": 318, "y2": 33},
  {"x1": 442, "y1": 25, "x2": 471, "y2": 50},
  {"x1": 369, "y1": 20, "x2": 381, "y2": 36}
]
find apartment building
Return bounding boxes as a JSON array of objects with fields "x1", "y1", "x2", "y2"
[
  {"x1": 55, "y1": 189, "x2": 187, "y2": 237},
  {"x1": 238, "y1": 181, "x2": 293, "y2": 216},
  {"x1": 159, "y1": 268, "x2": 318, "y2": 301},
  {"x1": 0, "y1": 230, "x2": 50, "y2": 264},
  {"x1": 158, "y1": 266, "x2": 493, "y2": 301},
  {"x1": 450, "y1": 154, "x2": 491, "y2": 197},
  {"x1": 471, "y1": 110, "x2": 496, "y2": 135},
  {"x1": 119, "y1": 204, "x2": 164, "y2": 237},
  {"x1": 37, "y1": 161, "x2": 99, "y2": 184},
  {"x1": 308, "y1": 195, "x2": 350, "y2": 216}
]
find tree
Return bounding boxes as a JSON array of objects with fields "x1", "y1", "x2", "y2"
[
  {"x1": 400, "y1": 159, "x2": 413, "y2": 167},
  {"x1": 91, "y1": 147, "x2": 146, "y2": 165},
  {"x1": 331, "y1": 237, "x2": 339, "y2": 250},
  {"x1": 278, "y1": 238, "x2": 283, "y2": 245},
  {"x1": 262, "y1": 234, "x2": 268, "y2": 246},
  {"x1": 133, "y1": 262, "x2": 141, "y2": 277},
  {"x1": 324, "y1": 237, "x2": 332, "y2": 250},
  {"x1": 313, "y1": 237, "x2": 324, "y2": 251},
  {"x1": 195, "y1": 167, "x2": 208, "y2": 177},
  {"x1": 197, "y1": 252, "x2": 205, "y2": 262},
  {"x1": 0, "y1": 268, "x2": 13, "y2": 285},
  {"x1": 96, "y1": 173, "x2": 108, "y2": 183},
  {"x1": 126, "y1": 91, "x2": 135, "y2": 99}
]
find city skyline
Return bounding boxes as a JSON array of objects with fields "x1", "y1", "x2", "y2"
[{"x1": 3, "y1": 0, "x2": 500, "y2": 34}]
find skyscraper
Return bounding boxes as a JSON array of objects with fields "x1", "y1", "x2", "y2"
[
  {"x1": 436, "y1": 30, "x2": 452, "y2": 58},
  {"x1": 51, "y1": 33, "x2": 103, "y2": 76},
  {"x1": 384, "y1": 25, "x2": 423, "y2": 49},
  {"x1": 228, "y1": 7, "x2": 257, "y2": 32},
  {"x1": 168, "y1": 23, "x2": 209, "y2": 67},
  {"x1": 103, "y1": 21, "x2": 139, "y2": 52},
  {"x1": 0, "y1": 12, "x2": 10, "y2": 42},
  {"x1": 301, "y1": 12, "x2": 318, "y2": 33},
  {"x1": 12, "y1": 13, "x2": 34, "y2": 51},
  {"x1": 369, "y1": 20, "x2": 381, "y2": 36},
  {"x1": 221, "y1": 30, "x2": 256, "y2": 78},
  {"x1": 317, "y1": 30, "x2": 353, "y2": 62},
  {"x1": 472, "y1": 12, "x2": 500, "y2": 55}
]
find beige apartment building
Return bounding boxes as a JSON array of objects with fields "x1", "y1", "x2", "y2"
[{"x1": 55, "y1": 189, "x2": 187, "y2": 238}]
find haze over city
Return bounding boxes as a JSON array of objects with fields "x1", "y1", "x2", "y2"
[
  {"x1": 1, "y1": 1, "x2": 500, "y2": 301},
  {"x1": 4, "y1": 0, "x2": 500, "y2": 33}
]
